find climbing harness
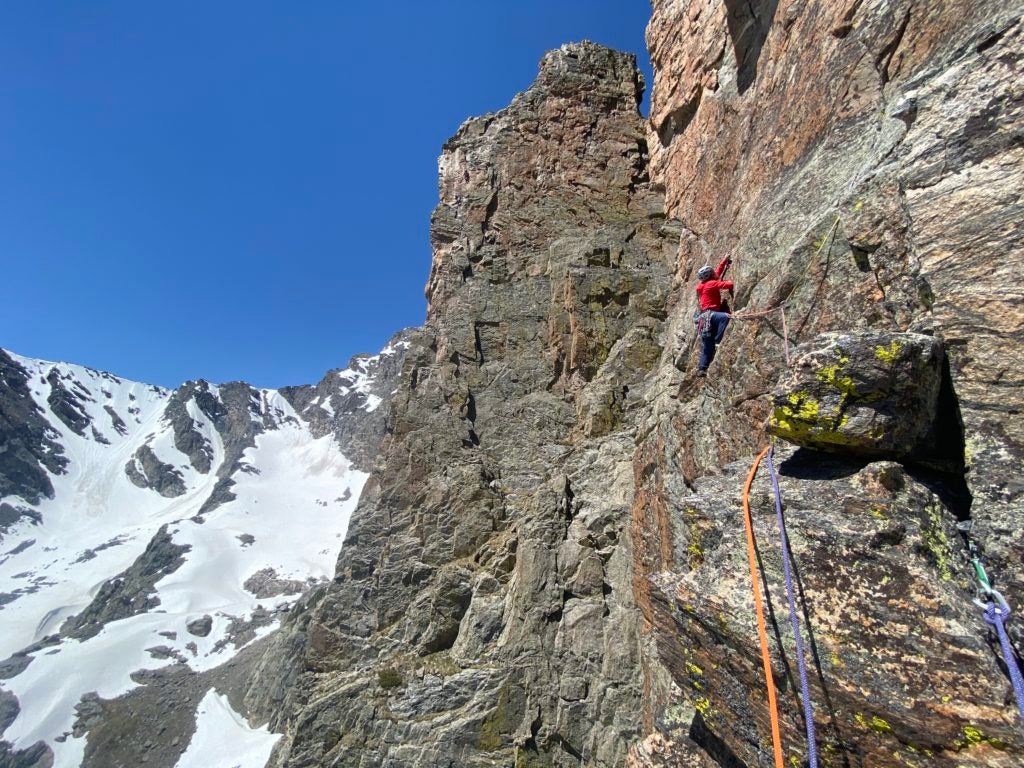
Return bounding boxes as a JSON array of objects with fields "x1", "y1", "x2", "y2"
[
  {"x1": 694, "y1": 309, "x2": 714, "y2": 339},
  {"x1": 741, "y1": 446, "x2": 786, "y2": 768},
  {"x1": 767, "y1": 446, "x2": 819, "y2": 767},
  {"x1": 960, "y1": 522, "x2": 1024, "y2": 729}
]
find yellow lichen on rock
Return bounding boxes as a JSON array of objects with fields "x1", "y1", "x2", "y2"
[
  {"x1": 875, "y1": 341, "x2": 903, "y2": 365},
  {"x1": 817, "y1": 360, "x2": 859, "y2": 397},
  {"x1": 921, "y1": 502, "x2": 954, "y2": 581},
  {"x1": 855, "y1": 712, "x2": 895, "y2": 734},
  {"x1": 770, "y1": 391, "x2": 852, "y2": 444}
]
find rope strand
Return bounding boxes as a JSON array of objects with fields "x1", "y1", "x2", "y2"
[
  {"x1": 741, "y1": 447, "x2": 786, "y2": 768},
  {"x1": 768, "y1": 446, "x2": 819, "y2": 766},
  {"x1": 727, "y1": 216, "x2": 842, "y2": 364},
  {"x1": 981, "y1": 592, "x2": 1024, "y2": 729}
]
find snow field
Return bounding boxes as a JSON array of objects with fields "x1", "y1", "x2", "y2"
[{"x1": 0, "y1": 355, "x2": 371, "y2": 767}]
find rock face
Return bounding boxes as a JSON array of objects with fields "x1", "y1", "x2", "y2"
[
  {"x1": 640, "y1": 446, "x2": 1021, "y2": 767},
  {"x1": 0, "y1": 350, "x2": 67, "y2": 509},
  {"x1": 269, "y1": 43, "x2": 679, "y2": 768},
  {"x1": 645, "y1": 0, "x2": 1024, "y2": 480},
  {"x1": 629, "y1": 0, "x2": 1024, "y2": 765},
  {"x1": 124, "y1": 444, "x2": 187, "y2": 497}
]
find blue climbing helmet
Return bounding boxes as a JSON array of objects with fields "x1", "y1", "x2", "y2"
[{"x1": 697, "y1": 265, "x2": 715, "y2": 282}]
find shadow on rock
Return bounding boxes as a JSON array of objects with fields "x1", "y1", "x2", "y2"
[
  {"x1": 724, "y1": 0, "x2": 780, "y2": 94},
  {"x1": 778, "y1": 447, "x2": 870, "y2": 481}
]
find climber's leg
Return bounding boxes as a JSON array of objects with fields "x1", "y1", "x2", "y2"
[{"x1": 712, "y1": 311, "x2": 731, "y2": 344}]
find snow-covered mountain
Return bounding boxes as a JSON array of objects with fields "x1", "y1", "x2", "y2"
[{"x1": 0, "y1": 335, "x2": 410, "y2": 768}]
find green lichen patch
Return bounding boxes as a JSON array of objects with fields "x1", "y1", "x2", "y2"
[
  {"x1": 378, "y1": 667, "x2": 404, "y2": 689},
  {"x1": 953, "y1": 724, "x2": 1009, "y2": 750},
  {"x1": 817, "y1": 361, "x2": 858, "y2": 398},
  {"x1": 322, "y1": 727, "x2": 342, "y2": 754},
  {"x1": 920, "y1": 502, "x2": 954, "y2": 581},
  {"x1": 770, "y1": 391, "x2": 851, "y2": 444},
  {"x1": 479, "y1": 681, "x2": 527, "y2": 752},
  {"x1": 694, "y1": 696, "x2": 713, "y2": 720}
]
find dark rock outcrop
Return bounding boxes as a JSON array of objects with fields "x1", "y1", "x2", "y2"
[
  {"x1": 189, "y1": 381, "x2": 264, "y2": 515},
  {"x1": 0, "y1": 351, "x2": 67, "y2": 509},
  {"x1": 0, "y1": 505, "x2": 40, "y2": 539},
  {"x1": 243, "y1": 568, "x2": 309, "y2": 599},
  {"x1": 61, "y1": 525, "x2": 190, "y2": 641},
  {"x1": 186, "y1": 616, "x2": 213, "y2": 638},
  {"x1": 163, "y1": 385, "x2": 217, "y2": 474},
  {"x1": 44, "y1": 369, "x2": 92, "y2": 437},
  {"x1": 0, "y1": 689, "x2": 17, "y2": 736},
  {"x1": 0, "y1": 741, "x2": 51, "y2": 768},
  {"x1": 160, "y1": 379, "x2": 277, "y2": 514},
  {"x1": 124, "y1": 445, "x2": 187, "y2": 497},
  {"x1": 280, "y1": 328, "x2": 413, "y2": 472}
]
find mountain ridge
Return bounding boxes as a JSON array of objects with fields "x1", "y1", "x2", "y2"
[{"x1": 0, "y1": 332, "x2": 411, "y2": 768}]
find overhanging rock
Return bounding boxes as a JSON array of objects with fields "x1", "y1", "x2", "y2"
[{"x1": 768, "y1": 331, "x2": 946, "y2": 460}]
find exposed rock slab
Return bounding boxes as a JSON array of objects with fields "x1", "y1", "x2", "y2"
[
  {"x1": 124, "y1": 444, "x2": 186, "y2": 497},
  {"x1": 641, "y1": 446, "x2": 1023, "y2": 766}
]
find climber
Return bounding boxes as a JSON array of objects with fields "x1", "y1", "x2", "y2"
[{"x1": 694, "y1": 255, "x2": 734, "y2": 376}]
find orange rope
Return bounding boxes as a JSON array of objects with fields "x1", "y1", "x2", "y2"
[{"x1": 742, "y1": 446, "x2": 785, "y2": 768}]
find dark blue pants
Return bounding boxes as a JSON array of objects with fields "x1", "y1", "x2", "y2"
[{"x1": 698, "y1": 312, "x2": 731, "y2": 371}]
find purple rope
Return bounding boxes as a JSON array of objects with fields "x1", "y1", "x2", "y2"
[
  {"x1": 767, "y1": 445, "x2": 819, "y2": 768},
  {"x1": 982, "y1": 598, "x2": 1024, "y2": 728}
]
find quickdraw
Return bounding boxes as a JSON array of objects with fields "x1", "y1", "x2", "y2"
[{"x1": 960, "y1": 522, "x2": 1024, "y2": 729}]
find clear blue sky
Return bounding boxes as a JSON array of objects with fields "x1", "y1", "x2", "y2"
[{"x1": 1, "y1": 1, "x2": 654, "y2": 389}]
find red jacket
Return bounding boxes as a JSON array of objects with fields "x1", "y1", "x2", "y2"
[{"x1": 696, "y1": 256, "x2": 733, "y2": 311}]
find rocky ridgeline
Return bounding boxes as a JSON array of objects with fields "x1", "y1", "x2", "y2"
[
  {"x1": 0, "y1": 336, "x2": 409, "y2": 768},
  {"x1": 281, "y1": 331, "x2": 415, "y2": 472},
  {"x1": 268, "y1": 4, "x2": 1023, "y2": 768}
]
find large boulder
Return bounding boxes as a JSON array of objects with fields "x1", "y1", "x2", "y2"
[{"x1": 768, "y1": 331, "x2": 946, "y2": 460}]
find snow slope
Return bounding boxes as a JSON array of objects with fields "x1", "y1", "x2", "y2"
[
  {"x1": 0, "y1": 346, "x2": 402, "y2": 767},
  {"x1": 175, "y1": 690, "x2": 281, "y2": 768}
]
